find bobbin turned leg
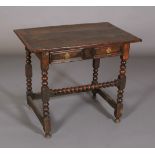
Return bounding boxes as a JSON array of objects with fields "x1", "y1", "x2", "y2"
[
  {"x1": 92, "y1": 58, "x2": 100, "y2": 98},
  {"x1": 114, "y1": 44, "x2": 130, "y2": 123},
  {"x1": 41, "y1": 52, "x2": 51, "y2": 137},
  {"x1": 25, "y1": 48, "x2": 32, "y2": 100}
]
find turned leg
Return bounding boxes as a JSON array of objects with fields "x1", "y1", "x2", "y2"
[
  {"x1": 114, "y1": 44, "x2": 129, "y2": 123},
  {"x1": 92, "y1": 58, "x2": 100, "y2": 98},
  {"x1": 25, "y1": 48, "x2": 32, "y2": 98},
  {"x1": 41, "y1": 52, "x2": 51, "y2": 137}
]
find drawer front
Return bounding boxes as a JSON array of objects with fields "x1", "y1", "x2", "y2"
[
  {"x1": 50, "y1": 49, "x2": 82, "y2": 63},
  {"x1": 50, "y1": 45, "x2": 121, "y2": 63},
  {"x1": 81, "y1": 45, "x2": 121, "y2": 59},
  {"x1": 95, "y1": 45, "x2": 121, "y2": 57}
]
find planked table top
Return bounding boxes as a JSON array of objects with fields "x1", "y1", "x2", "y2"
[{"x1": 14, "y1": 22, "x2": 142, "y2": 53}]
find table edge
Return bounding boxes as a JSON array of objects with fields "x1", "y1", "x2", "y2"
[{"x1": 14, "y1": 22, "x2": 142, "y2": 53}]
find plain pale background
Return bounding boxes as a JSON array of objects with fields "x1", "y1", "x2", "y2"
[{"x1": 0, "y1": 6, "x2": 154, "y2": 55}]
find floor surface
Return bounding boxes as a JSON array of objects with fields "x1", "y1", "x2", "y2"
[{"x1": 0, "y1": 54, "x2": 155, "y2": 147}]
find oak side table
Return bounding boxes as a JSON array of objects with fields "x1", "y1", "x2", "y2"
[{"x1": 14, "y1": 22, "x2": 142, "y2": 137}]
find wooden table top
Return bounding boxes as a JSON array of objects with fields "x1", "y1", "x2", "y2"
[{"x1": 14, "y1": 22, "x2": 142, "y2": 53}]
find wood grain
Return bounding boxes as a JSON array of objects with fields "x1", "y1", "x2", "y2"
[{"x1": 14, "y1": 22, "x2": 142, "y2": 53}]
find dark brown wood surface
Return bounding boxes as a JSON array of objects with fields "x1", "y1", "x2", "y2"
[
  {"x1": 14, "y1": 22, "x2": 142, "y2": 53},
  {"x1": 15, "y1": 22, "x2": 142, "y2": 137}
]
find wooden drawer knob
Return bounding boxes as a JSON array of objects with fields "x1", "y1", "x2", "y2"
[
  {"x1": 106, "y1": 47, "x2": 112, "y2": 55},
  {"x1": 64, "y1": 52, "x2": 70, "y2": 59}
]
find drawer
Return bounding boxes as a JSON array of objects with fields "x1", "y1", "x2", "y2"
[
  {"x1": 50, "y1": 49, "x2": 82, "y2": 63},
  {"x1": 95, "y1": 45, "x2": 121, "y2": 57},
  {"x1": 50, "y1": 45, "x2": 121, "y2": 63},
  {"x1": 82, "y1": 45, "x2": 121, "y2": 59}
]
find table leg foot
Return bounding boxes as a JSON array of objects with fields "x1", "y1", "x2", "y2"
[
  {"x1": 44, "y1": 133, "x2": 51, "y2": 138},
  {"x1": 114, "y1": 118, "x2": 121, "y2": 123},
  {"x1": 43, "y1": 116, "x2": 51, "y2": 138},
  {"x1": 92, "y1": 90, "x2": 97, "y2": 99},
  {"x1": 114, "y1": 102, "x2": 123, "y2": 123}
]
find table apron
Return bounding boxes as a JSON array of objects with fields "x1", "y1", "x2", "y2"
[{"x1": 49, "y1": 44, "x2": 122, "y2": 63}]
